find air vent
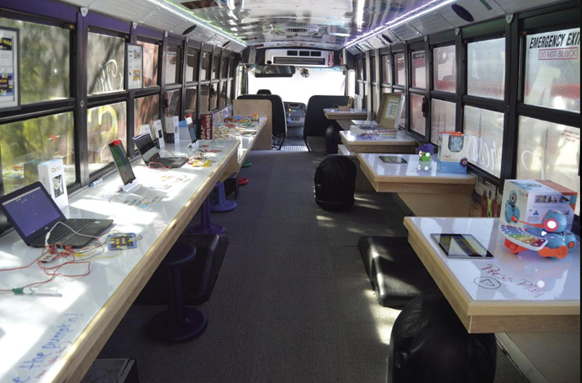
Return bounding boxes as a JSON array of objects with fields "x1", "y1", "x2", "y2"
[
  {"x1": 274, "y1": 57, "x2": 326, "y2": 66},
  {"x1": 273, "y1": 23, "x2": 320, "y2": 36},
  {"x1": 266, "y1": 49, "x2": 333, "y2": 68}
]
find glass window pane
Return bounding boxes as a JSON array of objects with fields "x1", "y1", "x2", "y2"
[
  {"x1": 412, "y1": 51, "x2": 426, "y2": 89},
  {"x1": 210, "y1": 84, "x2": 218, "y2": 110},
  {"x1": 212, "y1": 56, "x2": 219, "y2": 80},
  {"x1": 464, "y1": 106, "x2": 505, "y2": 177},
  {"x1": 201, "y1": 52, "x2": 211, "y2": 81},
  {"x1": 411, "y1": 94, "x2": 426, "y2": 136},
  {"x1": 134, "y1": 95, "x2": 160, "y2": 134},
  {"x1": 137, "y1": 41, "x2": 159, "y2": 87},
  {"x1": 165, "y1": 46, "x2": 181, "y2": 85},
  {"x1": 227, "y1": 80, "x2": 232, "y2": 105},
  {"x1": 164, "y1": 90, "x2": 181, "y2": 119},
  {"x1": 382, "y1": 56, "x2": 391, "y2": 84},
  {"x1": 0, "y1": 19, "x2": 70, "y2": 104},
  {"x1": 392, "y1": 89, "x2": 406, "y2": 128},
  {"x1": 186, "y1": 48, "x2": 199, "y2": 83},
  {"x1": 200, "y1": 85, "x2": 210, "y2": 113},
  {"x1": 395, "y1": 53, "x2": 406, "y2": 86},
  {"x1": 524, "y1": 28, "x2": 580, "y2": 113},
  {"x1": 1, "y1": 113, "x2": 75, "y2": 194},
  {"x1": 431, "y1": 99, "x2": 456, "y2": 145},
  {"x1": 372, "y1": 85, "x2": 378, "y2": 113},
  {"x1": 186, "y1": 87, "x2": 198, "y2": 116},
  {"x1": 221, "y1": 56, "x2": 229, "y2": 79},
  {"x1": 88, "y1": 33, "x2": 125, "y2": 96},
  {"x1": 468, "y1": 38, "x2": 506, "y2": 100},
  {"x1": 357, "y1": 58, "x2": 364, "y2": 81},
  {"x1": 219, "y1": 82, "x2": 227, "y2": 108},
  {"x1": 517, "y1": 117, "x2": 580, "y2": 214},
  {"x1": 87, "y1": 102, "x2": 127, "y2": 173},
  {"x1": 371, "y1": 57, "x2": 376, "y2": 83},
  {"x1": 434, "y1": 45, "x2": 456, "y2": 93}
]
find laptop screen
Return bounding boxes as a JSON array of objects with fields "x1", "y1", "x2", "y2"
[
  {"x1": 133, "y1": 133, "x2": 160, "y2": 163},
  {"x1": 2, "y1": 186, "x2": 62, "y2": 238}
]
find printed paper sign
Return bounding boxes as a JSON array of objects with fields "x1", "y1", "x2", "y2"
[
  {"x1": 128, "y1": 44, "x2": 143, "y2": 90},
  {"x1": 0, "y1": 28, "x2": 19, "y2": 109}
]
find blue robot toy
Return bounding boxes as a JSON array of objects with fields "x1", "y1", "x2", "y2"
[
  {"x1": 505, "y1": 191, "x2": 520, "y2": 223},
  {"x1": 511, "y1": 211, "x2": 578, "y2": 259}
]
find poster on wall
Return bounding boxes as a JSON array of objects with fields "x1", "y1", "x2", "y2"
[
  {"x1": 127, "y1": 44, "x2": 143, "y2": 90},
  {"x1": 0, "y1": 27, "x2": 20, "y2": 111}
]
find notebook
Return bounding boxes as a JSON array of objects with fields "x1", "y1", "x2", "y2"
[
  {"x1": 0, "y1": 182, "x2": 114, "y2": 248},
  {"x1": 133, "y1": 133, "x2": 188, "y2": 169}
]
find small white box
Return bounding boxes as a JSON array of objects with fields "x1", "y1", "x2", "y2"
[
  {"x1": 38, "y1": 159, "x2": 68, "y2": 209},
  {"x1": 153, "y1": 120, "x2": 165, "y2": 149}
]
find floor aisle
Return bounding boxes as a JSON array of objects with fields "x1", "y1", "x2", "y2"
[{"x1": 99, "y1": 149, "x2": 525, "y2": 383}]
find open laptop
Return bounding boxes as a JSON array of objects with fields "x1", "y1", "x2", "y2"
[
  {"x1": 0, "y1": 182, "x2": 114, "y2": 248},
  {"x1": 133, "y1": 133, "x2": 188, "y2": 168}
]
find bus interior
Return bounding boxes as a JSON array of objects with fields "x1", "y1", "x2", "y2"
[{"x1": 0, "y1": 0, "x2": 580, "y2": 382}]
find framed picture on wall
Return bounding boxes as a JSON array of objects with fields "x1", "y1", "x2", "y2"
[
  {"x1": 127, "y1": 44, "x2": 144, "y2": 90},
  {"x1": 0, "y1": 27, "x2": 20, "y2": 111}
]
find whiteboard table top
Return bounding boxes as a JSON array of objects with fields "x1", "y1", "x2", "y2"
[
  {"x1": 324, "y1": 108, "x2": 369, "y2": 120},
  {"x1": 341, "y1": 131, "x2": 417, "y2": 146},
  {"x1": 405, "y1": 217, "x2": 581, "y2": 333},
  {"x1": 358, "y1": 154, "x2": 476, "y2": 185},
  {"x1": 0, "y1": 139, "x2": 239, "y2": 383}
]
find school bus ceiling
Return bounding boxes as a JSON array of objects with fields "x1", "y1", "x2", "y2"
[{"x1": 60, "y1": 0, "x2": 571, "y2": 51}]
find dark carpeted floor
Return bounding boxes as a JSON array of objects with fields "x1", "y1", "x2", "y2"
[{"x1": 98, "y1": 148, "x2": 526, "y2": 383}]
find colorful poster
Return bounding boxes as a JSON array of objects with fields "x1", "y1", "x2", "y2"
[
  {"x1": 127, "y1": 44, "x2": 143, "y2": 90},
  {"x1": 0, "y1": 28, "x2": 19, "y2": 110}
]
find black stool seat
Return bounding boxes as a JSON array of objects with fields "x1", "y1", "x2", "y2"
[
  {"x1": 136, "y1": 234, "x2": 229, "y2": 306},
  {"x1": 148, "y1": 242, "x2": 208, "y2": 342},
  {"x1": 358, "y1": 236, "x2": 440, "y2": 308},
  {"x1": 162, "y1": 242, "x2": 197, "y2": 267},
  {"x1": 389, "y1": 295, "x2": 497, "y2": 383}
]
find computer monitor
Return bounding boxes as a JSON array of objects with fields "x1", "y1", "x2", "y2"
[{"x1": 109, "y1": 140, "x2": 137, "y2": 186}]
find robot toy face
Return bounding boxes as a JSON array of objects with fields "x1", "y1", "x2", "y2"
[
  {"x1": 543, "y1": 211, "x2": 568, "y2": 233},
  {"x1": 510, "y1": 191, "x2": 518, "y2": 205}
]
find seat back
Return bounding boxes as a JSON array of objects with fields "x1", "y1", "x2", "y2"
[
  {"x1": 238, "y1": 94, "x2": 287, "y2": 137},
  {"x1": 304, "y1": 95, "x2": 350, "y2": 137},
  {"x1": 257, "y1": 89, "x2": 272, "y2": 95}
]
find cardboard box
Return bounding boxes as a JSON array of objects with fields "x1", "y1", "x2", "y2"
[
  {"x1": 502, "y1": 180, "x2": 578, "y2": 230},
  {"x1": 437, "y1": 133, "x2": 470, "y2": 174},
  {"x1": 200, "y1": 112, "x2": 214, "y2": 140},
  {"x1": 38, "y1": 159, "x2": 68, "y2": 209}
]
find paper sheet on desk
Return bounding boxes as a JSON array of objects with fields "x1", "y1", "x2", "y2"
[{"x1": 95, "y1": 190, "x2": 164, "y2": 210}]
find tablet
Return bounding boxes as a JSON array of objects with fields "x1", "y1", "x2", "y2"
[
  {"x1": 431, "y1": 234, "x2": 494, "y2": 259},
  {"x1": 380, "y1": 156, "x2": 407, "y2": 164}
]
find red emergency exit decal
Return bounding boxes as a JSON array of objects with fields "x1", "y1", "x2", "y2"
[
  {"x1": 539, "y1": 47, "x2": 579, "y2": 61},
  {"x1": 328, "y1": 52, "x2": 334, "y2": 67}
]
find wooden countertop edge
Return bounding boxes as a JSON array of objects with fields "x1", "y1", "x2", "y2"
[{"x1": 49, "y1": 143, "x2": 240, "y2": 383}]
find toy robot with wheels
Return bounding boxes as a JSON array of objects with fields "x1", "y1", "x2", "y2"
[
  {"x1": 505, "y1": 190, "x2": 520, "y2": 223},
  {"x1": 500, "y1": 211, "x2": 578, "y2": 260}
]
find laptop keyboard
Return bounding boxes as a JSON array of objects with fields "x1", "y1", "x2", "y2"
[{"x1": 49, "y1": 220, "x2": 95, "y2": 243}]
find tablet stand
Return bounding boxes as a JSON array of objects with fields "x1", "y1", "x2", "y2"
[{"x1": 120, "y1": 180, "x2": 141, "y2": 194}]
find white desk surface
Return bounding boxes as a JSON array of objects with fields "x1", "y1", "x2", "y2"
[
  {"x1": 324, "y1": 108, "x2": 369, "y2": 119},
  {"x1": 341, "y1": 131, "x2": 417, "y2": 146},
  {"x1": 0, "y1": 139, "x2": 239, "y2": 383},
  {"x1": 358, "y1": 154, "x2": 475, "y2": 184},
  {"x1": 405, "y1": 217, "x2": 580, "y2": 333},
  {"x1": 212, "y1": 117, "x2": 267, "y2": 170}
]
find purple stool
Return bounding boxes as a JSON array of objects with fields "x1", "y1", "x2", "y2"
[
  {"x1": 189, "y1": 198, "x2": 226, "y2": 235},
  {"x1": 148, "y1": 242, "x2": 208, "y2": 342},
  {"x1": 210, "y1": 182, "x2": 237, "y2": 212}
]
